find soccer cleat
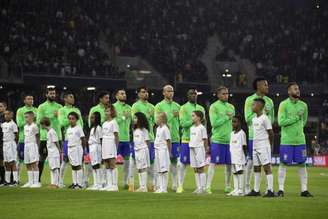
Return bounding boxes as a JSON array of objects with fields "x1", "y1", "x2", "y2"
[
  {"x1": 176, "y1": 186, "x2": 184, "y2": 193},
  {"x1": 106, "y1": 186, "x2": 119, "y2": 192},
  {"x1": 86, "y1": 185, "x2": 98, "y2": 191},
  {"x1": 128, "y1": 184, "x2": 134, "y2": 192},
  {"x1": 3, "y1": 182, "x2": 11, "y2": 186},
  {"x1": 154, "y1": 189, "x2": 163, "y2": 193},
  {"x1": 246, "y1": 190, "x2": 261, "y2": 196},
  {"x1": 135, "y1": 187, "x2": 148, "y2": 192},
  {"x1": 21, "y1": 183, "x2": 32, "y2": 188},
  {"x1": 9, "y1": 181, "x2": 19, "y2": 187},
  {"x1": 74, "y1": 185, "x2": 83, "y2": 190},
  {"x1": 171, "y1": 186, "x2": 177, "y2": 192},
  {"x1": 68, "y1": 183, "x2": 76, "y2": 189},
  {"x1": 300, "y1": 191, "x2": 313, "y2": 197},
  {"x1": 205, "y1": 187, "x2": 212, "y2": 194},
  {"x1": 30, "y1": 183, "x2": 42, "y2": 188},
  {"x1": 123, "y1": 184, "x2": 129, "y2": 190},
  {"x1": 227, "y1": 189, "x2": 238, "y2": 196},
  {"x1": 245, "y1": 186, "x2": 251, "y2": 195},
  {"x1": 148, "y1": 185, "x2": 155, "y2": 192},
  {"x1": 47, "y1": 184, "x2": 59, "y2": 189},
  {"x1": 263, "y1": 190, "x2": 276, "y2": 198},
  {"x1": 277, "y1": 190, "x2": 284, "y2": 197},
  {"x1": 58, "y1": 183, "x2": 66, "y2": 188},
  {"x1": 224, "y1": 187, "x2": 232, "y2": 193}
]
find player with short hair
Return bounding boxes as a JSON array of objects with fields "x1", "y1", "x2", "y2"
[
  {"x1": 1, "y1": 110, "x2": 19, "y2": 186},
  {"x1": 154, "y1": 112, "x2": 171, "y2": 193},
  {"x1": 133, "y1": 112, "x2": 150, "y2": 192},
  {"x1": 206, "y1": 86, "x2": 235, "y2": 194},
  {"x1": 189, "y1": 111, "x2": 208, "y2": 194},
  {"x1": 0, "y1": 101, "x2": 8, "y2": 186},
  {"x1": 40, "y1": 117, "x2": 60, "y2": 188},
  {"x1": 22, "y1": 111, "x2": 40, "y2": 188},
  {"x1": 113, "y1": 89, "x2": 132, "y2": 189},
  {"x1": 58, "y1": 91, "x2": 83, "y2": 188},
  {"x1": 228, "y1": 115, "x2": 247, "y2": 196},
  {"x1": 244, "y1": 78, "x2": 274, "y2": 194},
  {"x1": 155, "y1": 85, "x2": 180, "y2": 191},
  {"x1": 66, "y1": 112, "x2": 86, "y2": 189},
  {"x1": 131, "y1": 86, "x2": 155, "y2": 191},
  {"x1": 37, "y1": 88, "x2": 62, "y2": 183},
  {"x1": 88, "y1": 91, "x2": 110, "y2": 126},
  {"x1": 277, "y1": 82, "x2": 313, "y2": 197},
  {"x1": 101, "y1": 105, "x2": 119, "y2": 192},
  {"x1": 177, "y1": 88, "x2": 205, "y2": 193},
  {"x1": 246, "y1": 98, "x2": 275, "y2": 197},
  {"x1": 16, "y1": 94, "x2": 37, "y2": 182}
]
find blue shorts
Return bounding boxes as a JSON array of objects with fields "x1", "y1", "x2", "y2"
[
  {"x1": 18, "y1": 143, "x2": 24, "y2": 160},
  {"x1": 118, "y1": 142, "x2": 131, "y2": 158},
  {"x1": 63, "y1": 140, "x2": 68, "y2": 157},
  {"x1": 180, "y1": 143, "x2": 190, "y2": 164},
  {"x1": 131, "y1": 142, "x2": 155, "y2": 162},
  {"x1": 171, "y1": 142, "x2": 180, "y2": 160},
  {"x1": 247, "y1": 140, "x2": 253, "y2": 160},
  {"x1": 280, "y1": 145, "x2": 307, "y2": 165},
  {"x1": 210, "y1": 143, "x2": 231, "y2": 164}
]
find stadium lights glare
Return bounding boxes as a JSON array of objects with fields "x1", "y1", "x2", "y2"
[
  {"x1": 126, "y1": 64, "x2": 131, "y2": 68},
  {"x1": 0, "y1": 85, "x2": 3, "y2": 89},
  {"x1": 87, "y1": 87, "x2": 96, "y2": 91},
  {"x1": 311, "y1": 93, "x2": 314, "y2": 97},
  {"x1": 47, "y1": 85, "x2": 55, "y2": 89},
  {"x1": 229, "y1": 93, "x2": 233, "y2": 97},
  {"x1": 63, "y1": 86, "x2": 67, "y2": 90},
  {"x1": 226, "y1": 73, "x2": 232, "y2": 78},
  {"x1": 276, "y1": 93, "x2": 280, "y2": 96},
  {"x1": 225, "y1": 68, "x2": 229, "y2": 73},
  {"x1": 197, "y1": 91, "x2": 203, "y2": 95},
  {"x1": 139, "y1": 70, "x2": 152, "y2": 74},
  {"x1": 316, "y1": 4, "x2": 320, "y2": 9}
]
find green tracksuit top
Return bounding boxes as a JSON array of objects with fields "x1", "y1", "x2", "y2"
[
  {"x1": 16, "y1": 105, "x2": 37, "y2": 143},
  {"x1": 58, "y1": 105, "x2": 83, "y2": 140},
  {"x1": 113, "y1": 101, "x2": 131, "y2": 142},
  {"x1": 88, "y1": 103, "x2": 106, "y2": 127}
]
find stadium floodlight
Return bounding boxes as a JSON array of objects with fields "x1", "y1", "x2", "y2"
[
  {"x1": 276, "y1": 93, "x2": 280, "y2": 96},
  {"x1": 226, "y1": 73, "x2": 232, "y2": 78},
  {"x1": 197, "y1": 91, "x2": 203, "y2": 95},
  {"x1": 87, "y1": 87, "x2": 96, "y2": 91},
  {"x1": 47, "y1": 85, "x2": 55, "y2": 89},
  {"x1": 229, "y1": 93, "x2": 233, "y2": 97},
  {"x1": 222, "y1": 73, "x2": 226, "y2": 77},
  {"x1": 0, "y1": 85, "x2": 3, "y2": 89},
  {"x1": 126, "y1": 64, "x2": 131, "y2": 68},
  {"x1": 225, "y1": 68, "x2": 229, "y2": 73},
  {"x1": 311, "y1": 93, "x2": 314, "y2": 97},
  {"x1": 63, "y1": 86, "x2": 67, "y2": 90},
  {"x1": 139, "y1": 70, "x2": 152, "y2": 74}
]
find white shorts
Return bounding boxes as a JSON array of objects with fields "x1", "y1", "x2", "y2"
[
  {"x1": 68, "y1": 145, "x2": 83, "y2": 166},
  {"x1": 48, "y1": 156, "x2": 60, "y2": 170},
  {"x1": 154, "y1": 148, "x2": 170, "y2": 173},
  {"x1": 3, "y1": 141, "x2": 17, "y2": 162},
  {"x1": 253, "y1": 146, "x2": 271, "y2": 166},
  {"x1": 190, "y1": 147, "x2": 206, "y2": 168},
  {"x1": 232, "y1": 164, "x2": 244, "y2": 173},
  {"x1": 135, "y1": 148, "x2": 150, "y2": 170},
  {"x1": 24, "y1": 142, "x2": 39, "y2": 164},
  {"x1": 89, "y1": 143, "x2": 102, "y2": 166},
  {"x1": 102, "y1": 138, "x2": 117, "y2": 160}
]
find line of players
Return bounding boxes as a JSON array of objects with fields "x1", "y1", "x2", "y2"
[{"x1": 0, "y1": 78, "x2": 313, "y2": 197}]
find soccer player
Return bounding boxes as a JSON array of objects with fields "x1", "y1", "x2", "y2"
[
  {"x1": 101, "y1": 106, "x2": 119, "y2": 192},
  {"x1": 189, "y1": 111, "x2": 208, "y2": 194},
  {"x1": 277, "y1": 82, "x2": 313, "y2": 197},
  {"x1": 228, "y1": 115, "x2": 247, "y2": 196},
  {"x1": 131, "y1": 86, "x2": 155, "y2": 191},
  {"x1": 37, "y1": 88, "x2": 62, "y2": 182},
  {"x1": 244, "y1": 78, "x2": 274, "y2": 194},
  {"x1": 88, "y1": 91, "x2": 110, "y2": 126},
  {"x1": 16, "y1": 94, "x2": 37, "y2": 181},
  {"x1": 177, "y1": 88, "x2": 205, "y2": 193},
  {"x1": 40, "y1": 117, "x2": 60, "y2": 188},
  {"x1": 22, "y1": 111, "x2": 40, "y2": 188},
  {"x1": 206, "y1": 86, "x2": 235, "y2": 194},
  {"x1": 154, "y1": 112, "x2": 171, "y2": 193},
  {"x1": 66, "y1": 112, "x2": 86, "y2": 189},
  {"x1": 113, "y1": 89, "x2": 132, "y2": 189},
  {"x1": 133, "y1": 112, "x2": 150, "y2": 192},
  {"x1": 155, "y1": 85, "x2": 180, "y2": 191},
  {"x1": 1, "y1": 110, "x2": 19, "y2": 186},
  {"x1": 58, "y1": 91, "x2": 83, "y2": 187},
  {"x1": 246, "y1": 98, "x2": 275, "y2": 197},
  {"x1": 0, "y1": 101, "x2": 7, "y2": 186},
  {"x1": 87, "y1": 112, "x2": 103, "y2": 190}
]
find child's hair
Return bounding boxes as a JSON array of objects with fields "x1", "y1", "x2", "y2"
[
  {"x1": 157, "y1": 112, "x2": 167, "y2": 124},
  {"x1": 40, "y1": 117, "x2": 51, "y2": 127},
  {"x1": 193, "y1": 110, "x2": 205, "y2": 124},
  {"x1": 91, "y1": 112, "x2": 101, "y2": 134},
  {"x1": 68, "y1": 111, "x2": 79, "y2": 120},
  {"x1": 253, "y1": 98, "x2": 265, "y2": 110},
  {"x1": 133, "y1": 112, "x2": 149, "y2": 130},
  {"x1": 106, "y1": 104, "x2": 117, "y2": 118},
  {"x1": 233, "y1": 115, "x2": 243, "y2": 126},
  {"x1": 24, "y1": 111, "x2": 35, "y2": 117}
]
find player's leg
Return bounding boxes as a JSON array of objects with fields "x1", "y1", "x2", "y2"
[
  {"x1": 148, "y1": 143, "x2": 156, "y2": 191},
  {"x1": 177, "y1": 143, "x2": 190, "y2": 193},
  {"x1": 277, "y1": 145, "x2": 293, "y2": 196},
  {"x1": 30, "y1": 161, "x2": 41, "y2": 188},
  {"x1": 136, "y1": 148, "x2": 149, "y2": 192},
  {"x1": 17, "y1": 142, "x2": 25, "y2": 184},
  {"x1": 107, "y1": 158, "x2": 118, "y2": 191},
  {"x1": 170, "y1": 142, "x2": 179, "y2": 191},
  {"x1": 294, "y1": 145, "x2": 313, "y2": 197},
  {"x1": 224, "y1": 144, "x2": 232, "y2": 193},
  {"x1": 10, "y1": 160, "x2": 18, "y2": 186},
  {"x1": 227, "y1": 165, "x2": 238, "y2": 196},
  {"x1": 118, "y1": 142, "x2": 130, "y2": 189},
  {"x1": 237, "y1": 168, "x2": 245, "y2": 195},
  {"x1": 245, "y1": 140, "x2": 253, "y2": 194},
  {"x1": 206, "y1": 143, "x2": 219, "y2": 193},
  {"x1": 263, "y1": 163, "x2": 275, "y2": 197},
  {"x1": 247, "y1": 150, "x2": 261, "y2": 196},
  {"x1": 59, "y1": 141, "x2": 69, "y2": 188},
  {"x1": 4, "y1": 162, "x2": 11, "y2": 185},
  {"x1": 0, "y1": 144, "x2": 5, "y2": 185},
  {"x1": 38, "y1": 141, "x2": 47, "y2": 183}
]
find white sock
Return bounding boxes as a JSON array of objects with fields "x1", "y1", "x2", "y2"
[
  {"x1": 13, "y1": 171, "x2": 18, "y2": 182},
  {"x1": 28, "y1": 171, "x2": 33, "y2": 185},
  {"x1": 76, "y1": 169, "x2": 83, "y2": 186},
  {"x1": 128, "y1": 158, "x2": 135, "y2": 187},
  {"x1": 199, "y1": 172, "x2": 206, "y2": 191},
  {"x1": 206, "y1": 163, "x2": 215, "y2": 188},
  {"x1": 72, "y1": 170, "x2": 77, "y2": 185},
  {"x1": 298, "y1": 167, "x2": 308, "y2": 192},
  {"x1": 92, "y1": 169, "x2": 97, "y2": 186},
  {"x1": 238, "y1": 174, "x2": 244, "y2": 192},
  {"x1": 50, "y1": 170, "x2": 55, "y2": 185},
  {"x1": 278, "y1": 165, "x2": 286, "y2": 191},
  {"x1": 106, "y1": 169, "x2": 112, "y2": 187},
  {"x1": 225, "y1": 165, "x2": 232, "y2": 188},
  {"x1": 59, "y1": 161, "x2": 67, "y2": 185},
  {"x1": 157, "y1": 172, "x2": 162, "y2": 191},
  {"x1": 148, "y1": 163, "x2": 154, "y2": 186},
  {"x1": 245, "y1": 159, "x2": 253, "y2": 190},
  {"x1": 17, "y1": 162, "x2": 21, "y2": 182},
  {"x1": 141, "y1": 172, "x2": 147, "y2": 189},
  {"x1": 178, "y1": 162, "x2": 186, "y2": 187},
  {"x1": 170, "y1": 163, "x2": 177, "y2": 189},
  {"x1": 254, "y1": 172, "x2": 261, "y2": 192},
  {"x1": 233, "y1": 174, "x2": 238, "y2": 191},
  {"x1": 266, "y1": 174, "x2": 273, "y2": 192},
  {"x1": 101, "y1": 167, "x2": 107, "y2": 185},
  {"x1": 112, "y1": 168, "x2": 118, "y2": 187},
  {"x1": 5, "y1": 171, "x2": 11, "y2": 183},
  {"x1": 33, "y1": 171, "x2": 39, "y2": 185},
  {"x1": 123, "y1": 160, "x2": 129, "y2": 186},
  {"x1": 161, "y1": 172, "x2": 168, "y2": 192},
  {"x1": 83, "y1": 163, "x2": 92, "y2": 185},
  {"x1": 195, "y1": 173, "x2": 200, "y2": 190},
  {"x1": 53, "y1": 169, "x2": 59, "y2": 186},
  {"x1": 95, "y1": 169, "x2": 101, "y2": 187}
]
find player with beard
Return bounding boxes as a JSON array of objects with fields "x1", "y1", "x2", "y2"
[{"x1": 88, "y1": 91, "x2": 110, "y2": 126}]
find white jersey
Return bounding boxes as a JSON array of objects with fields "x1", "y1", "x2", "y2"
[
  {"x1": 47, "y1": 128, "x2": 60, "y2": 157},
  {"x1": 133, "y1": 128, "x2": 149, "y2": 150},
  {"x1": 67, "y1": 125, "x2": 85, "y2": 147},
  {"x1": 230, "y1": 129, "x2": 247, "y2": 164},
  {"x1": 252, "y1": 114, "x2": 272, "y2": 149},
  {"x1": 189, "y1": 124, "x2": 207, "y2": 148},
  {"x1": 154, "y1": 125, "x2": 171, "y2": 150},
  {"x1": 1, "y1": 120, "x2": 18, "y2": 142},
  {"x1": 88, "y1": 125, "x2": 102, "y2": 145},
  {"x1": 24, "y1": 123, "x2": 39, "y2": 144},
  {"x1": 102, "y1": 120, "x2": 119, "y2": 140}
]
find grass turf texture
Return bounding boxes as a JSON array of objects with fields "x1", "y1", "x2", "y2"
[{"x1": 0, "y1": 166, "x2": 327, "y2": 219}]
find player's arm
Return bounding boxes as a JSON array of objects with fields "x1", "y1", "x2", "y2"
[
  {"x1": 114, "y1": 132, "x2": 119, "y2": 149},
  {"x1": 302, "y1": 103, "x2": 308, "y2": 127},
  {"x1": 88, "y1": 107, "x2": 94, "y2": 128},
  {"x1": 77, "y1": 109, "x2": 84, "y2": 128},
  {"x1": 16, "y1": 109, "x2": 25, "y2": 130},
  {"x1": 36, "y1": 133, "x2": 40, "y2": 147},
  {"x1": 244, "y1": 98, "x2": 254, "y2": 125},
  {"x1": 166, "y1": 139, "x2": 172, "y2": 156},
  {"x1": 179, "y1": 106, "x2": 192, "y2": 128},
  {"x1": 36, "y1": 105, "x2": 44, "y2": 126},
  {"x1": 241, "y1": 132, "x2": 247, "y2": 156},
  {"x1": 269, "y1": 99, "x2": 275, "y2": 124},
  {"x1": 278, "y1": 102, "x2": 299, "y2": 127},
  {"x1": 267, "y1": 129, "x2": 274, "y2": 149},
  {"x1": 209, "y1": 105, "x2": 229, "y2": 128}
]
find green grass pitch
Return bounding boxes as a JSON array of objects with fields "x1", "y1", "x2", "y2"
[{"x1": 0, "y1": 166, "x2": 327, "y2": 219}]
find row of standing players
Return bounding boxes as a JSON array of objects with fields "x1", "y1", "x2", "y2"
[{"x1": 0, "y1": 79, "x2": 313, "y2": 197}]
